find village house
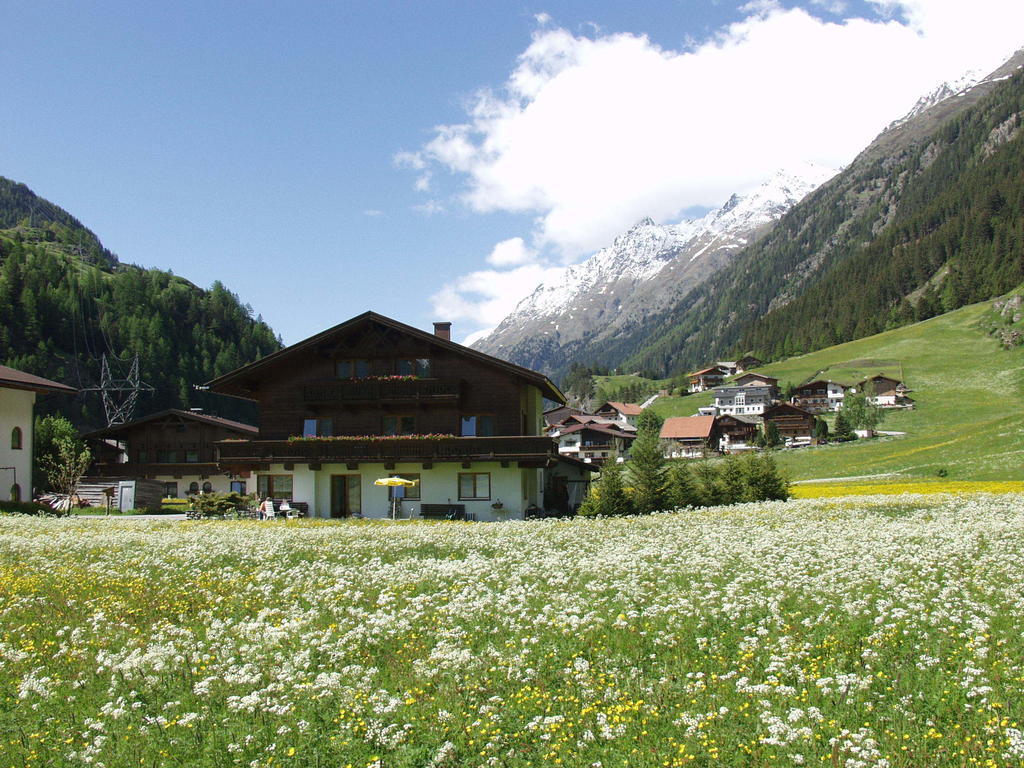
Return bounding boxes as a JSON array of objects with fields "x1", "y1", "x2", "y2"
[
  {"x1": 712, "y1": 385, "x2": 776, "y2": 416},
  {"x1": 594, "y1": 401, "x2": 644, "y2": 428},
  {"x1": 791, "y1": 380, "x2": 847, "y2": 413},
  {"x1": 687, "y1": 366, "x2": 728, "y2": 393},
  {"x1": 207, "y1": 312, "x2": 593, "y2": 520},
  {"x1": 660, "y1": 415, "x2": 720, "y2": 459},
  {"x1": 715, "y1": 414, "x2": 761, "y2": 453},
  {"x1": 853, "y1": 374, "x2": 914, "y2": 408},
  {"x1": 83, "y1": 409, "x2": 259, "y2": 498},
  {"x1": 553, "y1": 422, "x2": 636, "y2": 464},
  {"x1": 732, "y1": 372, "x2": 780, "y2": 394},
  {"x1": 734, "y1": 355, "x2": 764, "y2": 374},
  {"x1": 0, "y1": 365, "x2": 76, "y2": 502},
  {"x1": 762, "y1": 403, "x2": 816, "y2": 443}
]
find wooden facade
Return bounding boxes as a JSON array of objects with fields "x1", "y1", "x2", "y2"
[
  {"x1": 716, "y1": 414, "x2": 760, "y2": 451},
  {"x1": 84, "y1": 409, "x2": 257, "y2": 496},
  {"x1": 206, "y1": 312, "x2": 590, "y2": 519},
  {"x1": 762, "y1": 403, "x2": 816, "y2": 439}
]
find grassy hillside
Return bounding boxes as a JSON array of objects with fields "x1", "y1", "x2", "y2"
[{"x1": 619, "y1": 295, "x2": 1024, "y2": 481}]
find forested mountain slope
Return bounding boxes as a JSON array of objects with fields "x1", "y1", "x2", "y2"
[
  {"x1": 623, "y1": 50, "x2": 1024, "y2": 375},
  {"x1": 0, "y1": 177, "x2": 281, "y2": 428}
]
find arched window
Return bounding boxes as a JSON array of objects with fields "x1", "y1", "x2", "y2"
[
  {"x1": 188, "y1": 482, "x2": 200, "y2": 495},
  {"x1": 10, "y1": 484, "x2": 21, "y2": 502},
  {"x1": 202, "y1": 481, "x2": 213, "y2": 493},
  {"x1": 11, "y1": 427, "x2": 22, "y2": 450}
]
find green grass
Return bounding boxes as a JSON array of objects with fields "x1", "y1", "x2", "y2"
[{"x1": 599, "y1": 297, "x2": 1024, "y2": 481}]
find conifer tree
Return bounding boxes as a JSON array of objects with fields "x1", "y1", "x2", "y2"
[
  {"x1": 578, "y1": 460, "x2": 634, "y2": 517},
  {"x1": 627, "y1": 421, "x2": 668, "y2": 514},
  {"x1": 665, "y1": 461, "x2": 697, "y2": 509},
  {"x1": 833, "y1": 410, "x2": 855, "y2": 441}
]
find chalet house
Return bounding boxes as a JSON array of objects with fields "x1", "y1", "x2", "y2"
[
  {"x1": 206, "y1": 312, "x2": 593, "y2": 520},
  {"x1": 543, "y1": 405, "x2": 589, "y2": 429},
  {"x1": 734, "y1": 355, "x2": 764, "y2": 374},
  {"x1": 791, "y1": 380, "x2": 847, "y2": 413},
  {"x1": 660, "y1": 415, "x2": 720, "y2": 459},
  {"x1": 716, "y1": 414, "x2": 761, "y2": 453},
  {"x1": 733, "y1": 372, "x2": 779, "y2": 393},
  {"x1": 854, "y1": 375, "x2": 913, "y2": 408},
  {"x1": 0, "y1": 365, "x2": 76, "y2": 501},
  {"x1": 712, "y1": 385, "x2": 775, "y2": 416},
  {"x1": 762, "y1": 403, "x2": 816, "y2": 441},
  {"x1": 688, "y1": 366, "x2": 727, "y2": 393},
  {"x1": 554, "y1": 423, "x2": 636, "y2": 464},
  {"x1": 83, "y1": 409, "x2": 259, "y2": 498},
  {"x1": 594, "y1": 401, "x2": 644, "y2": 427}
]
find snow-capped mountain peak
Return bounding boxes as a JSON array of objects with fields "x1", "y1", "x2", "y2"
[{"x1": 472, "y1": 164, "x2": 835, "y2": 361}]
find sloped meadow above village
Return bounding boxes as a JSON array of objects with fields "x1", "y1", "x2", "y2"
[{"x1": 630, "y1": 292, "x2": 1024, "y2": 483}]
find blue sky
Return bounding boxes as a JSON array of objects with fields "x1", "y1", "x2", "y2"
[{"x1": 2, "y1": 1, "x2": 1021, "y2": 345}]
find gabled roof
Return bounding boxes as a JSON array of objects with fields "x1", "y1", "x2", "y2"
[
  {"x1": 0, "y1": 364, "x2": 76, "y2": 395},
  {"x1": 796, "y1": 379, "x2": 844, "y2": 390},
  {"x1": 596, "y1": 401, "x2": 643, "y2": 416},
  {"x1": 84, "y1": 409, "x2": 258, "y2": 439},
  {"x1": 717, "y1": 413, "x2": 761, "y2": 425},
  {"x1": 763, "y1": 402, "x2": 814, "y2": 418},
  {"x1": 734, "y1": 372, "x2": 778, "y2": 385},
  {"x1": 660, "y1": 415, "x2": 716, "y2": 440},
  {"x1": 688, "y1": 366, "x2": 726, "y2": 377},
  {"x1": 206, "y1": 311, "x2": 564, "y2": 403},
  {"x1": 558, "y1": 423, "x2": 638, "y2": 440}
]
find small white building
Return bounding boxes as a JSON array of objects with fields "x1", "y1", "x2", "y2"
[
  {"x1": 0, "y1": 365, "x2": 76, "y2": 502},
  {"x1": 712, "y1": 385, "x2": 775, "y2": 416}
]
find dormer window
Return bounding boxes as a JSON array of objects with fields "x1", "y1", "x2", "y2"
[{"x1": 336, "y1": 359, "x2": 370, "y2": 379}]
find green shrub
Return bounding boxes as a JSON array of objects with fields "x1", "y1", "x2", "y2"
[{"x1": 0, "y1": 500, "x2": 65, "y2": 517}]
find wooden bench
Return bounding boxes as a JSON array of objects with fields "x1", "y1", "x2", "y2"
[{"x1": 419, "y1": 503, "x2": 467, "y2": 520}]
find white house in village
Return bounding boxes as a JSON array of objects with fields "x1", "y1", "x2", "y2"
[
  {"x1": 0, "y1": 365, "x2": 76, "y2": 502},
  {"x1": 712, "y1": 385, "x2": 776, "y2": 416}
]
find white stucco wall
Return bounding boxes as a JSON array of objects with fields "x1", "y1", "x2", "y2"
[
  {"x1": 258, "y1": 461, "x2": 542, "y2": 521},
  {"x1": 0, "y1": 387, "x2": 35, "y2": 501}
]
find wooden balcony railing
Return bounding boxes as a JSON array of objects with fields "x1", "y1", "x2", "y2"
[
  {"x1": 302, "y1": 378, "x2": 461, "y2": 404},
  {"x1": 216, "y1": 435, "x2": 557, "y2": 463}
]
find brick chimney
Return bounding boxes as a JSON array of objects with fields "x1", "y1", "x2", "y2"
[{"x1": 433, "y1": 321, "x2": 452, "y2": 341}]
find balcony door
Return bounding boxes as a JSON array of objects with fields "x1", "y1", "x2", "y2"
[{"x1": 330, "y1": 475, "x2": 361, "y2": 518}]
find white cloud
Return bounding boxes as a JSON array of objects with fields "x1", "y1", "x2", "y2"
[
  {"x1": 362, "y1": 209, "x2": 384, "y2": 217},
  {"x1": 413, "y1": 2, "x2": 1024, "y2": 258},
  {"x1": 412, "y1": 199, "x2": 445, "y2": 215},
  {"x1": 415, "y1": 0, "x2": 1024, "y2": 337},
  {"x1": 486, "y1": 237, "x2": 536, "y2": 267},
  {"x1": 431, "y1": 262, "x2": 565, "y2": 343}
]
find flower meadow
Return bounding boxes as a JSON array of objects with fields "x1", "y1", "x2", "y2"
[{"x1": 2, "y1": 495, "x2": 1024, "y2": 768}]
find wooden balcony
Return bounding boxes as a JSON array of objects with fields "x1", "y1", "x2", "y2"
[
  {"x1": 302, "y1": 378, "x2": 461, "y2": 404},
  {"x1": 216, "y1": 435, "x2": 557, "y2": 465}
]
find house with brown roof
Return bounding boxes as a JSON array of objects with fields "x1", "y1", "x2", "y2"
[
  {"x1": 84, "y1": 408, "x2": 259, "y2": 498},
  {"x1": 716, "y1": 414, "x2": 761, "y2": 453},
  {"x1": 660, "y1": 415, "x2": 720, "y2": 459},
  {"x1": 853, "y1": 375, "x2": 913, "y2": 408},
  {"x1": 762, "y1": 403, "x2": 816, "y2": 442},
  {"x1": 792, "y1": 380, "x2": 846, "y2": 413},
  {"x1": 206, "y1": 312, "x2": 594, "y2": 520},
  {"x1": 594, "y1": 401, "x2": 644, "y2": 427},
  {"x1": 0, "y1": 364, "x2": 76, "y2": 502},
  {"x1": 554, "y1": 422, "x2": 636, "y2": 464},
  {"x1": 687, "y1": 366, "x2": 728, "y2": 393}
]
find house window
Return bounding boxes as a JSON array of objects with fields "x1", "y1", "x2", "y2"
[
  {"x1": 10, "y1": 484, "x2": 21, "y2": 502},
  {"x1": 185, "y1": 449, "x2": 199, "y2": 463},
  {"x1": 138, "y1": 449, "x2": 147, "y2": 463},
  {"x1": 383, "y1": 415, "x2": 416, "y2": 436},
  {"x1": 257, "y1": 474, "x2": 293, "y2": 499},
  {"x1": 163, "y1": 482, "x2": 178, "y2": 498},
  {"x1": 11, "y1": 427, "x2": 22, "y2": 450},
  {"x1": 388, "y1": 473, "x2": 421, "y2": 501},
  {"x1": 397, "y1": 358, "x2": 432, "y2": 377},
  {"x1": 337, "y1": 359, "x2": 370, "y2": 379},
  {"x1": 230, "y1": 480, "x2": 247, "y2": 494},
  {"x1": 188, "y1": 481, "x2": 200, "y2": 495},
  {"x1": 203, "y1": 481, "x2": 213, "y2": 493},
  {"x1": 303, "y1": 418, "x2": 333, "y2": 437},
  {"x1": 460, "y1": 415, "x2": 494, "y2": 437},
  {"x1": 156, "y1": 449, "x2": 177, "y2": 463},
  {"x1": 458, "y1": 472, "x2": 490, "y2": 500}
]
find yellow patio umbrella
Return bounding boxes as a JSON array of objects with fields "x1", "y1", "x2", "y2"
[{"x1": 374, "y1": 476, "x2": 419, "y2": 519}]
